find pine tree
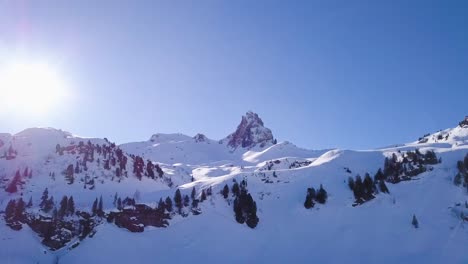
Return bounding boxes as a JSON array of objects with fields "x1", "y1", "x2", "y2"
[
  {"x1": 348, "y1": 177, "x2": 355, "y2": 190},
  {"x1": 464, "y1": 154, "x2": 468, "y2": 170},
  {"x1": 92, "y1": 198, "x2": 98, "y2": 215},
  {"x1": 363, "y1": 173, "x2": 374, "y2": 198},
  {"x1": 68, "y1": 196, "x2": 75, "y2": 216},
  {"x1": 304, "y1": 187, "x2": 315, "y2": 209},
  {"x1": 191, "y1": 198, "x2": 199, "y2": 209},
  {"x1": 316, "y1": 184, "x2": 328, "y2": 204},
  {"x1": 232, "y1": 182, "x2": 240, "y2": 197},
  {"x1": 44, "y1": 196, "x2": 54, "y2": 213},
  {"x1": 374, "y1": 168, "x2": 384, "y2": 181},
  {"x1": 65, "y1": 164, "x2": 74, "y2": 184},
  {"x1": 183, "y1": 195, "x2": 190, "y2": 207},
  {"x1": 58, "y1": 196, "x2": 68, "y2": 219},
  {"x1": 157, "y1": 198, "x2": 165, "y2": 212},
  {"x1": 113, "y1": 193, "x2": 118, "y2": 206},
  {"x1": 200, "y1": 190, "x2": 207, "y2": 202},
  {"x1": 174, "y1": 189, "x2": 183, "y2": 212},
  {"x1": 5, "y1": 170, "x2": 21, "y2": 193},
  {"x1": 52, "y1": 207, "x2": 58, "y2": 221},
  {"x1": 190, "y1": 187, "x2": 196, "y2": 200},
  {"x1": 222, "y1": 184, "x2": 229, "y2": 199},
  {"x1": 5, "y1": 200, "x2": 16, "y2": 220},
  {"x1": 5, "y1": 199, "x2": 16, "y2": 221},
  {"x1": 354, "y1": 175, "x2": 363, "y2": 200},
  {"x1": 454, "y1": 172, "x2": 463, "y2": 186},
  {"x1": 15, "y1": 198, "x2": 25, "y2": 221},
  {"x1": 165, "y1": 196, "x2": 173, "y2": 212},
  {"x1": 117, "y1": 197, "x2": 123, "y2": 211},
  {"x1": 378, "y1": 180, "x2": 389, "y2": 193},
  {"x1": 27, "y1": 197, "x2": 33, "y2": 208},
  {"x1": 412, "y1": 214, "x2": 419, "y2": 228},
  {"x1": 98, "y1": 196, "x2": 103, "y2": 215}
]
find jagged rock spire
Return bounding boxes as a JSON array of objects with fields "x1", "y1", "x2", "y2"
[{"x1": 225, "y1": 111, "x2": 274, "y2": 149}]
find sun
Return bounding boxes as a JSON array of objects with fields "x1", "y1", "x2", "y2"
[{"x1": 0, "y1": 61, "x2": 68, "y2": 116}]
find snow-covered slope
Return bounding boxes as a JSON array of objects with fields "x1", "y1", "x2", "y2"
[{"x1": 1, "y1": 114, "x2": 468, "y2": 264}]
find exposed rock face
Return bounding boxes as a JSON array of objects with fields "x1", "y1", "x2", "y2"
[
  {"x1": 193, "y1": 133, "x2": 208, "y2": 143},
  {"x1": 107, "y1": 204, "x2": 170, "y2": 233},
  {"x1": 225, "y1": 111, "x2": 274, "y2": 150}
]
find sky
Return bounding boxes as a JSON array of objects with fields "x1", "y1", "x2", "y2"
[{"x1": 0, "y1": 0, "x2": 467, "y2": 149}]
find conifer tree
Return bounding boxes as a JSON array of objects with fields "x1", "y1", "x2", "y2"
[
  {"x1": 165, "y1": 196, "x2": 173, "y2": 212},
  {"x1": 44, "y1": 196, "x2": 54, "y2": 213},
  {"x1": 304, "y1": 187, "x2": 315, "y2": 209},
  {"x1": 183, "y1": 195, "x2": 190, "y2": 207},
  {"x1": 5, "y1": 199, "x2": 16, "y2": 221},
  {"x1": 59, "y1": 196, "x2": 68, "y2": 218},
  {"x1": 174, "y1": 189, "x2": 183, "y2": 212},
  {"x1": 52, "y1": 207, "x2": 58, "y2": 221},
  {"x1": 191, "y1": 187, "x2": 196, "y2": 200},
  {"x1": 92, "y1": 198, "x2": 98, "y2": 215},
  {"x1": 374, "y1": 168, "x2": 384, "y2": 181},
  {"x1": 316, "y1": 184, "x2": 328, "y2": 204},
  {"x1": 200, "y1": 190, "x2": 207, "y2": 202},
  {"x1": 378, "y1": 180, "x2": 389, "y2": 193},
  {"x1": 232, "y1": 182, "x2": 240, "y2": 197},
  {"x1": 117, "y1": 197, "x2": 123, "y2": 211},
  {"x1": 222, "y1": 184, "x2": 229, "y2": 199},
  {"x1": 27, "y1": 197, "x2": 33, "y2": 208},
  {"x1": 157, "y1": 198, "x2": 165, "y2": 212},
  {"x1": 191, "y1": 198, "x2": 199, "y2": 209},
  {"x1": 98, "y1": 196, "x2": 103, "y2": 215},
  {"x1": 65, "y1": 164, "x2": 74, "y2": 184},
  {"x1": 15, "y1": 198, "x2": 25, "y2": 221},
  {"x1": 68, "y1": 196, "x2": 75, "y2": 216},
  {"x1": 454, "y1": 172, "x2": 463, "y2": 186}
]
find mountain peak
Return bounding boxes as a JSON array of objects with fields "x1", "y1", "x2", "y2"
[{"x1": 225, "y1": 111, "x2": 275, "y2": 149}]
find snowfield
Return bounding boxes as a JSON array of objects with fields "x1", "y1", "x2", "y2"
[{"x1": 1, "y1": 113, "x2": 468, "y2": 264}]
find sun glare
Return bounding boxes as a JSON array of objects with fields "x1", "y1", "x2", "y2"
[{"x1": 0, "y1": 61, "x2": 68, "y2": 116}]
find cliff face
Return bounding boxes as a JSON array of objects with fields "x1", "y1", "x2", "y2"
[{"x1": 225, "y1": 111, "x2": 274, "y2": 150}]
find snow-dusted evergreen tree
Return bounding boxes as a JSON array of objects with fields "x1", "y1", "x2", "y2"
[
  {"x1": 165, "y1": 196, "x2": 173, "y2": 212},
  {"x1": 174, "y1": 189, "x2": 183, "y2": 212},
  {"x1": 222, "y1": 184, "x2": 229, "y2": 199},
  {"x1": 316, "y1": 184, "x2": 328, "y2": 204}
]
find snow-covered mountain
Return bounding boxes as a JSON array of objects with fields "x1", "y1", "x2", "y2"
[{"x1": 1, "y1": 113, "x2": 468, "y2": 264}]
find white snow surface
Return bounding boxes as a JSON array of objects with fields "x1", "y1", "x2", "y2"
[{"x1": 1, "y1": 119, "x2": 468, "y2": 264}]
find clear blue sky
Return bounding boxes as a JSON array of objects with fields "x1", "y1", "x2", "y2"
[{"x1": 1, "y1": 0, "x2": 467, "y2": 149}]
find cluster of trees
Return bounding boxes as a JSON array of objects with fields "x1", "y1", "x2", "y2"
[
  {"x1": 57, "y1": 139, "x2": 170, "y2": 186},
  {"x1": 304, "y1": 184, "x2": 328, "y2": 209},
  {"x1": 40, "y1": 188, "x2": 77, "y2": 221},
  {"x1": 348, "y1": 173, "x2": 389, "y2": 204},
  {"x1": 4, "y1": 144, "x2": 18, "y2": 160},
  {"x1": 111, "y1": 186, "x2": 212, "y2": 218},
  {"x1": 5, "y1": 168, "x2": 32, "y2": 193},
  {"x1": 57, "y1": 196, "x2": 76, "y2": 219},
  {"x1": 4, "y1": 198, "x2": 27, "y2": 228},
  {"x1": 382, "y1": 150, "x2": 439, "y2": 183},
  {"x1": 91, "y1": 196, "x2": 104, "y2": 216},
  {"x1": 39, "y1": 188, "x2": 55, "y2": 213},
  {"x1": 132, "y1": 155, "x2": 164, "y2": 180},
  {"x1": 65, "y1": 164, "x2": 75, "y2": 184},
  {"x1": 220, "y1": 179, "x2": 259, "y2": 228},
  {"x1": 454, "y1": 154, "x2": 468, "y2": 188}
]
